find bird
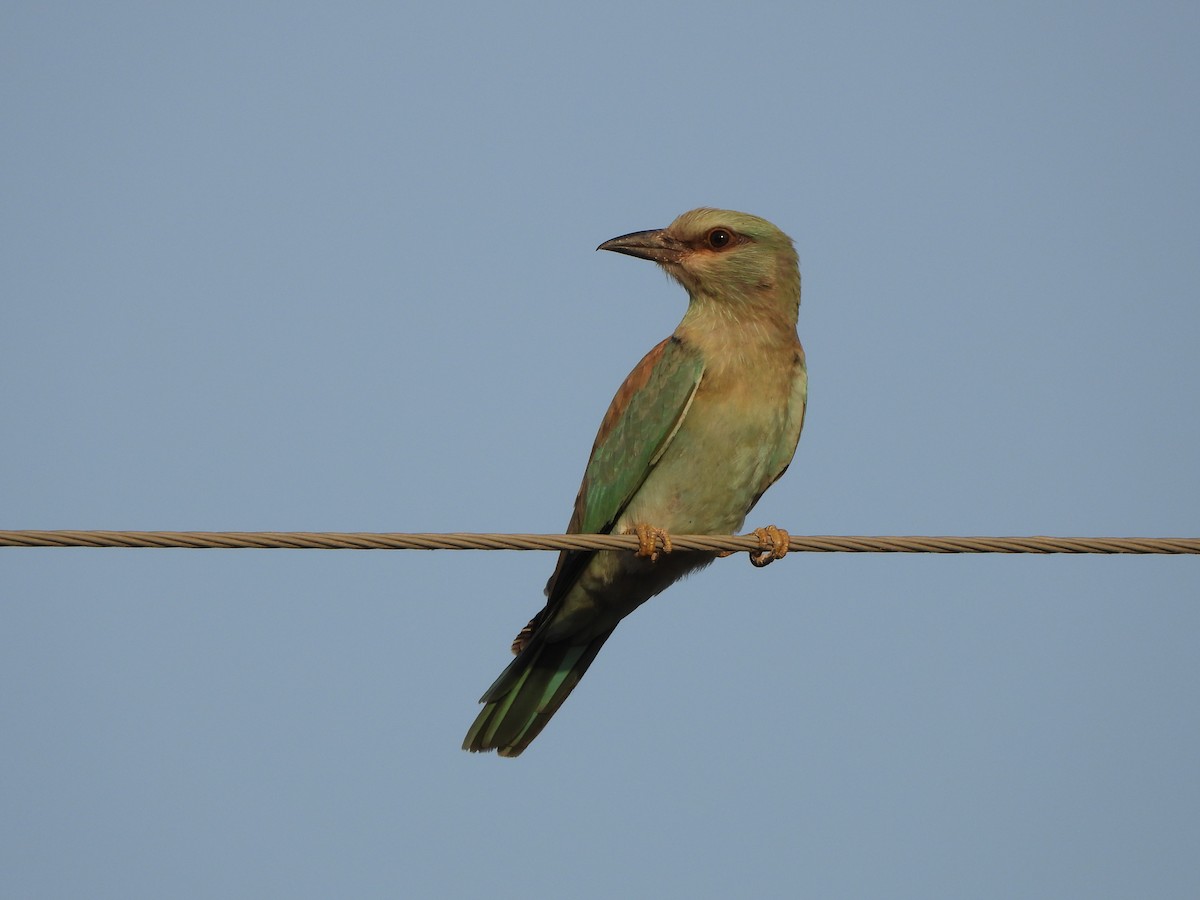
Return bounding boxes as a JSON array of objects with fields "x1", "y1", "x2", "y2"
[{"x1": 463, "y1": 208, "x2": 807, "y2": 756}]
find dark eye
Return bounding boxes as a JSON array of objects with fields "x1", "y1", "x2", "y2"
[{"x1": 707, "y1": 228, "x2": 733, "y2": 249}]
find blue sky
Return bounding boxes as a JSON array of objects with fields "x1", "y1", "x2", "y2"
[{"x1": 3, "y1": 3, "x2": 1198, "y2": 897}]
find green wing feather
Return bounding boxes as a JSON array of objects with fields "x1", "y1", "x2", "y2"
[
  {"x1": 463, "y1": 334, "x2": 704, "y2": 756},
  {"x1": 543, "y1": 334, "x2": 704, "y2": 602},
  {"x1": 576, "y1": 335, "x2": 704, "y2": 534}
]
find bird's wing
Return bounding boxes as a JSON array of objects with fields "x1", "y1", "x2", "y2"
[
  {"x1": 476, "y1": 336, "x2": 702, "y2": 738},
  {"x1": 543, "y1": 334, "x2": 704, "y2": 603}
]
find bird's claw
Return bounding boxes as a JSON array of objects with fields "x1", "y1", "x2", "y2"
[
  {"x1": 627, "y1": 523, "x2": 673, "y2": 562},
  {"x1": 748, "y1": 525, "x2": 790, "y2": 567}
]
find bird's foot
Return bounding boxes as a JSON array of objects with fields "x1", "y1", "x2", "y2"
[
  {"x1": 626, "y1": 523, "x2": 673, "y2": 562},
  {"x1": 748, "y1": 525, "x2": 790, "y2": 567}
]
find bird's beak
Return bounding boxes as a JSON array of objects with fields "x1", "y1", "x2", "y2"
[{"x1": 597, "y1": 228, "x2": 685, "y2": 265}]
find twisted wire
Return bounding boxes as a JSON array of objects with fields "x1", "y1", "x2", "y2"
[{"x1": 1, "y1": 530, "x2": 1197, "y2": 554}]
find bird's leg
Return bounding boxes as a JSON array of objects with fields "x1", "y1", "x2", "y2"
[
  {"x1": 715, "y1": 526, "x2": 790, "y2": 565},
  {"x1": 748, "y1": 525, "x2": 790, "y2": 567},
  {"x1": 625, "y1": 523, "x2": 673, "y2": 562}
]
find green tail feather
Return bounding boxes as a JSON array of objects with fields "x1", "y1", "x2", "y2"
[{"x1": 463, "y1": 630, "x2": 614, "y2": 757}]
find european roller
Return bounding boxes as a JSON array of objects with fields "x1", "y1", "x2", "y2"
[{"x1": 464, "y1": 208, "x2": 806, "y2": 756}]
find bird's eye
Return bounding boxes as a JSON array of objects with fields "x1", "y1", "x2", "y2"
[{"x1": 707, "y1": 228, "x2": 733, "y2": 249}]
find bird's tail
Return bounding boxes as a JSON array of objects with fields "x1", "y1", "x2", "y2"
[{"x1": 463, "y1": 629, "x2": 615, "y2": 757}]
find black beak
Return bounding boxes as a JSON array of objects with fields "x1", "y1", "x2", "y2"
[{"x1": 597, "y1": 228, "x2": 685, "y2": 265}]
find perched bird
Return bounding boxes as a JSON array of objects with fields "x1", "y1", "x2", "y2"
[{"x1": 463, "y1": 208, "x2": 807, "y2": 756}]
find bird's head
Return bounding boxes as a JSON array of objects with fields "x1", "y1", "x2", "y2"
[{"x1": 597, "y1": 208, "x2": 800, "y2": 317}]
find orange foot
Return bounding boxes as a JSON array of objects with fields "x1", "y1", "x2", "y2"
[
  {"x1": 625, "y1": 523, "x2": 673, "y2": 562},
  {"x1": 749, "y1": 525, "x2": 790, "y2": 567}
]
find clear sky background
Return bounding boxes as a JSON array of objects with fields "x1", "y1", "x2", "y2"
[{"x1": 3, "y1": 3, "x2": 1198, "y2": 898}]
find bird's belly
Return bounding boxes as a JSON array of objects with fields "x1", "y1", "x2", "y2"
[
  {"x1": 548, "y1": 399, "x2": 787, "y2": 641},
  {"x1": 546, "y1": 374, "x2": 797, "y2": 642},
  {"x1": 618, "y1": 394, "x2": 786, "y2": 536}
]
